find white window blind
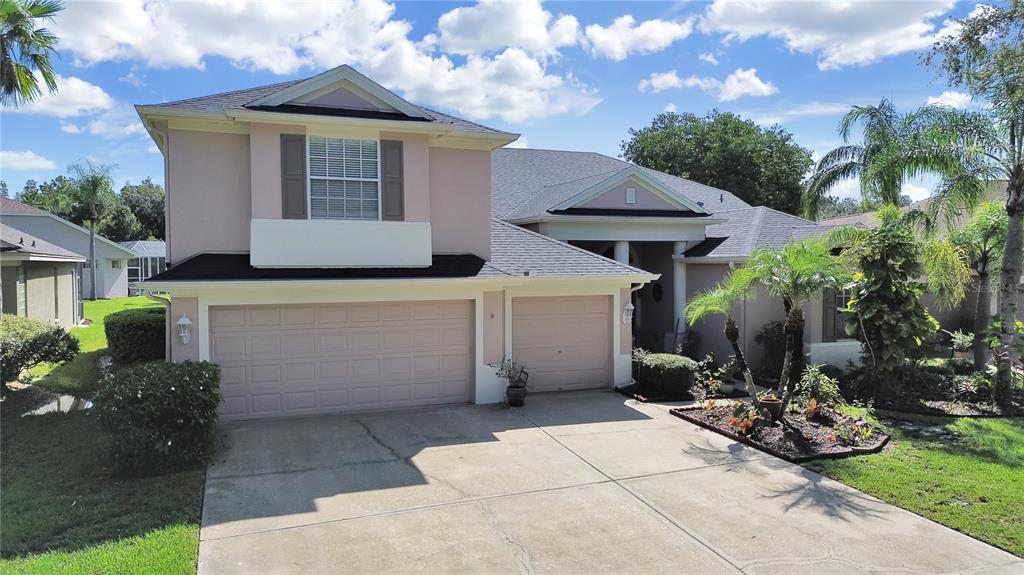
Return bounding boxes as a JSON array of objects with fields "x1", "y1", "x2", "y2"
[{"x1": 308, "y1": 136, "x2": 379, "y2": 220}]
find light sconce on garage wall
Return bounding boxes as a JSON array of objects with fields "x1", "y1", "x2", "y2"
[
  {"x1": 177, "y1": 313, "x2": 193, "y2": 345},
  {"x1": 623, "y1": 302, "x2": 635, "y2": 323}
]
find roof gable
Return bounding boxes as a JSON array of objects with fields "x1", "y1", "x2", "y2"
[
  {"x1": 578, "y1": 176, "x2": 680, "y2": 211},
  {"x1": 550, "y1": 166, "x2": 708, "y2": 215},
  {"x1": 247, "y1": 65, "x2": 428, "y2": 119}
]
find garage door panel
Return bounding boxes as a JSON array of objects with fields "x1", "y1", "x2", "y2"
[
  {"x1": 211, "y1": 301, "x2": 473, "y2": 421},
  {"x1": 512, "y1": 296, "x2": 611, "y2": 392}
]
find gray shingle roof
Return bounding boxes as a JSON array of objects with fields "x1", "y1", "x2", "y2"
[
  {"x1": 148, "y1": 76, "x2": 504, "y2": 136},
  {"x1": 1, "y1": 224, "x2": 85, "y2": 260},
  {"x1": 491, "y1": 148, "x2": 751, "y2": 220},
  {"x1": 685, "y1": 207, "x2": 829, "y2": 259},
  {"x1": 1, "y1": 197, "x2": 45, "y2": 214},
  {"x1": 483, "y1": 219, "x2": 651, "y2": 278}
]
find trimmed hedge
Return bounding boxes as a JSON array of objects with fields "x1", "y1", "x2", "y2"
[
  {"x1": 0, "y1": 315, "x2": 79, "y2": 386},
  {"x1": 105, "y1": 307, "x2": 166, "y2": 364},
  {"x1": 636, "y1": 353, "x2": 698, "y2": 396},
  {"x1": 93, "y1": 361, "x2": 221, "y2": 473}
]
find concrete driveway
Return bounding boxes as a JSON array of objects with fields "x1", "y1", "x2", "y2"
[{"x1": 199, "y1": 391, "x2": 1022, "y2": 574}]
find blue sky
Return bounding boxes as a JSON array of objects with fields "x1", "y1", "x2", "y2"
[{"x1": 0, "y1": 0, "x2": 979, "y2": 203}]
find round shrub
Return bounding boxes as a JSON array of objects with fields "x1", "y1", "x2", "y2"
[
  {"x1": 93, "y1": 361, "x2": 221, "y2": 473},
  {"x1": 637, "y1": 353, "x2": 698, "y2": 397},
  {"x1": 104, "y1": 307, "x2": 166, "y2": 364},
  {"x1": 0, "y1": 315, "x2": 79, "y2": 387}
]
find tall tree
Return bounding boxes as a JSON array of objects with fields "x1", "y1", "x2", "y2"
[
  {"x1": 0, "y1": 180, "x2": 8, "y2": 197},
  {"x1": 120, "y1": 178, "x2": 164, "y2": 239},
  {"x1": 620, "y1": 111, "x2": 813, "y2": 215},
  {"x1": 97, "y1": 202, "x2": 142, "y2": 242},
  {"x1": 18, "y1": 174, "x2": 75, "y2": 218},
  {"x1": 0, "y1": 0, "x2": 62, "y2": 107},
  {"x1": 685, "y1": 279, "x2": 759, "y2": 409},
  {"x1": 923, "y1": 0, "x2": 1024, "y2": 399},
  {"x1": 70, "y1": 161, "x2": 115, "y2": 300},
  {"x1": 950, "y1": 202, "x2": 1009, "y2": 368}
]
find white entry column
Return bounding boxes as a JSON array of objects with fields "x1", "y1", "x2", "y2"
[
  {"x1": 673, "y1": 241, "x2": 688, "y2": 348},
  {"x1": 613, "y1": 240, "x2": 630, "y2": 265}
]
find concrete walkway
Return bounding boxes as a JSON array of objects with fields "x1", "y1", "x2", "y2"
[{"x1": 198, "y1": 391, "x2": 1022, "y2": 574}]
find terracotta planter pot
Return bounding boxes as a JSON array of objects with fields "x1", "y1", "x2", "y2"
[
  {"x1": 953, "y1": 350, "x2": 972, "y2": 360},
  {"x1": 760, "y1": 398, "x2": 784, "y2": 420},
  {"x1": 506, "y1": 386, "x2": 527, "y2": 407}
]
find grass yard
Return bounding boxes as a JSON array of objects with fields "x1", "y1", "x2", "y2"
[
  {"x1": 28, "y1": 296, "x2": 161, "y2": 394},
  {"x1": 804, "y1": 409, "x2": 1024, "y2": 558},
  {"x1": 2, "y1": 297, "x2": 202, "y2": 575}
]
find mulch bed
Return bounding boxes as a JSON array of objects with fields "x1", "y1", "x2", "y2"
[
  {"x1": 671, "y1": 404, "x2": 889, "y2": 463},
  {"x1": 874, "y1": 398, "x2": 1024, "y2": 418},
  {"x1": 615, "y1": 383, "x2": 748, "y2": 403}
]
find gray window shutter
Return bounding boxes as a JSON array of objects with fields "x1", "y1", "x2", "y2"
[
  {"x1": 380, "y1": 140, "x2": 404, "y2": 221},
  {"x1": 822, "y1": 287, "x2": 836, "y2": 342},
  {"x1": 281, "y1": 134, "x2": 307, "y2": 219}
]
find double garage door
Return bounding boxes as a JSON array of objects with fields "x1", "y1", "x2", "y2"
[
  {"x1": 211, "y1": 300, "x2": 474, "y2": 421},
  {"x1": 210, "y1": 295, "x2": 613, "y2": 421}
]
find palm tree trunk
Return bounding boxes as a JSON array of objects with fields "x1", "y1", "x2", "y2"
[
  {"x1": 995, "y1": 173, "x2": 1023, "y2": 403},
  {"x1": 89, "y1": 219, "x2": 97, "y2": 301},
  {"x1": 973, "y1": 269, "x2": 991, "y2": 369},
  {"x1": 724, "y1": 317, "x2": 759, "y2": 410},
  {"x1": 779, "y1": 307, "x2": 805, "y2": 414}
]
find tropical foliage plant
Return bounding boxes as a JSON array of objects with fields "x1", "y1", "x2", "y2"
[{"x1": 0, "y1": 0, "x2": 62, "y2": 106}]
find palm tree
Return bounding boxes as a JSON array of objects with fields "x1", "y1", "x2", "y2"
[
  {"x1": 950, "y1": 202, "x2": 1009, "y2": 368},
  {"x1": 731, "y1": 239, "x2": 848, "y2": 413},
  {"x1": 685, "y1": 278, "x2": 760, "y2": 410},
  {"x1": 802, "y1": 100, "x2": 950, "y2": 220},
  {"x1": 0, "y1": 0, "x2": 63, "y2": 107},
  {"x1": 69, "y1": 161, "x2": 115, "y2": 300},
  {"x1": 923, "y1": 1, "x2": 1023, "y2": 401}
]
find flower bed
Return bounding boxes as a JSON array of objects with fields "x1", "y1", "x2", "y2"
[{"x1": 671, "y1": 401, "x2": 889, "y2": 463}]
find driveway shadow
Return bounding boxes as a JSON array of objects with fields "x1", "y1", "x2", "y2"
[{"x1": 758, "y1": 465, "x2": 884, "y2": 522}]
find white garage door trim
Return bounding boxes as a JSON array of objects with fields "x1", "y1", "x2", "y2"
[
  {"x1": 511, "y1": 295, "x2": 612, "y2": 392},
  {"x1": 210, "y1": 300, "x2": 474, "y2": 421}
]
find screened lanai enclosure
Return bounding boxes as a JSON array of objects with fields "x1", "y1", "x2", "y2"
[{"x1": 120, "y1": 240, "x2": 167, "y2": 294}]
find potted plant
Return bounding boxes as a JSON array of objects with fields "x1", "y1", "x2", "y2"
[
  {"x1": 758, "y1": 391, "x2": 784, "y2": 421},
  {"x1": 497, "y1": 357, "x2": 529, "y2": 407},
  {"x1": 950, "y1": 330, "x2": 974, "y2": 360}
]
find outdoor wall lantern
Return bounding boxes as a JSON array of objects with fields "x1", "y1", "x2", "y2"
[
  {"x1": 177, "y1": 313, "x2": 193, "y2": 345},
  {"x1": 623, "y1": 302, "x2": 635, "y2": 323}
]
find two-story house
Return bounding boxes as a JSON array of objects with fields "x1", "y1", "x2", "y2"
[{"x1": 138, "y1": 66, "x2": 656, "y2": 422}]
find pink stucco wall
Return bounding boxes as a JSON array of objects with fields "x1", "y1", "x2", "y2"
[
  {"x1": 483, "y1": 291, "x2": 504, "y2": 364},
  {"x1": 380, "y1": 131, "x2": 430, "y2": 222},
  {"x1": 580, "y1": 177, "x2": 678, "y2": 210},
  {"x1": 429, "y1": 147, "x2": 491, "y2": 259},
  {"x1": 169, "y1": 297, "x2": 199, "y2": 361},
  {"x1": 167, "y1": 129, "x2": 251, "y2": 263},
  {"x1": 250, "y1": 123, "x2": 306, "y2": 219}
]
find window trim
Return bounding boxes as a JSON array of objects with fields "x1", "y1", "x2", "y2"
[
  {"x1": 305, "y1": 134, "x2": 382, "y2": 221},
  {"x1": 823, "y1": 287, "x2": 855, "y2": 343}
]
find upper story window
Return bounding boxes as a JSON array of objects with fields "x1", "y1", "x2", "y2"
[{"x1": 308, "y1": 136, "x2": 379, "y2": 220}]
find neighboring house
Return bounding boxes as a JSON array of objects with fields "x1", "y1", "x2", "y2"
[
  {"x1": 137, "y1": 66, "x2": 655, "y2": 422},
  {"x1": 1, "y1": 224, "x2": 85, "y2": 328},
  {"x1": 490, "y1": 148, "x2": 851, "y2": 371},
  {"x1": 1, "y1": 198, "x2": 134, "y2": 299},
  {"x1": 120, "y1": 240, "x2": 167, "y2": 294}
]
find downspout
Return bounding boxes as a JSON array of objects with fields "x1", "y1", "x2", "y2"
[{"x1": 146, "y1": 291, "x2": 172, "y2": 362}]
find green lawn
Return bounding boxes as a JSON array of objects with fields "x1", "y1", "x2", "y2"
[
  {"x1": 2, "y1": 297, "x2": 202, "y2": 575},
  {"x1": 28, "y1": 297, "x2": 161, "y2": 394},
  {"x1": 804, "y1": 410, "x2": 1024, "y2": 558}
]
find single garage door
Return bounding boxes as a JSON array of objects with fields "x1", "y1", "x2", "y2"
[
  {"x1": 512, "y1": 295, "x2": 612, "y2": 392},
  {"x1": 210, "y1": 300, "x2": 473, "y2": 421}
]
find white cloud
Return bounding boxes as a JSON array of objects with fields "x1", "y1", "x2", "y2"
[
  {"x1": 699, "y1": 52, "x2": 720, "y2": 65},
  {"x1": 60, "y1": 121, "x2": 83, "y2": 134},
  {"x1": 638, "y1": 68, "x2": 777, "y2": 101},
  {"x1": 664, "y1": 103, "x2": 678, "y2": 113},
  {"x1": 436, "y1": 0, "x2": 578, "y2": 57},
  {"x1": 118, "y1": 71, "x2": 147, "y2": 88},
  {"x1": 505, "y1": 136, "x2": 529, "y2": 149},
  {"x1": 0, "y1": 150, "x2": 57, "y2": 171},
  {"x1": 927, "y1": 90, "x2": 972, "y2": 108},
  {"x1": 903, "y1": 182, "x2": 932, "y2": 202},
  {"x1": 750, "y1": 100, "x2": 850, "y2": 124},
  {"x1": 701, "y1": 0, "x2": 956, "y2": 70},
  {"x1": 52, "y1": 0, "x2": 600, "y2": 123},
  {"x1": 584, "y1": 15, "x2": 693, "y2": 61},
  {"x1": 13, "y1": 74, "x2": 113, "y2": 118},
  {"x1": 86, "y1": 105, "x2": 148, "y2": 140}
]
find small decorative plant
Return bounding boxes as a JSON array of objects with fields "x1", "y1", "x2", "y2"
[
  {"x1": 950, "y1": 330, "x2": 974, "y2": 354},
  {"x1": 497, "y1": 357, "x2": 529, "y2": 406}
]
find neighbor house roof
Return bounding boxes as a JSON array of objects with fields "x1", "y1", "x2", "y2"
[
  {"x1": 491, "y1": 148, "x2": 750, "y2": 221},
  {"x1": 145, "y1": 219, "x2": 653, "y2": 284},
  {"x1": 144, "y1": 66, "x2": 509, "y2": 138},
  {"x1": 685, "y1": 206, "x2": 829, "y2": 260},
  {"x1": 0, "y1": 224, "x2": 85, "y2": 261},
  {"x1": 1, "y1": 197, "x2": 136, "y2": 258},
  {"x1": 120, "y1": 240, "x2": 166, "y2": 258},
  {"x1": 819, "y1": 180, "x2": 1007, "y2": 231}
]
